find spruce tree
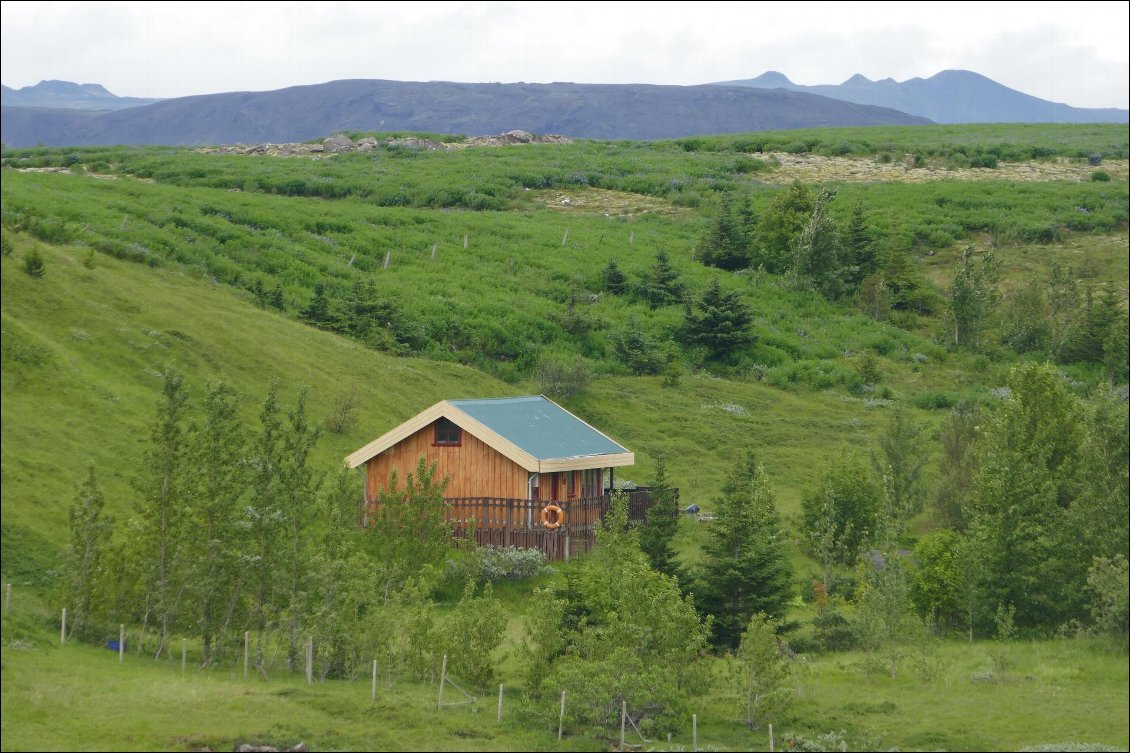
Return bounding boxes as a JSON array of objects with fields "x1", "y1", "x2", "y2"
[
  {"x1": 697, "y1": 458, "x2": 794, "y2": 649},
  {"x1": 637, "y1": 249, "x2": 686, "y2": 308},
  {"x1": 638, "y1": 457, "x2": 683, "y2": 582},
  {"x1": 301, "y1": 282, "x2": 333, "y2": 327},
  {"x1": 698, "y1": 193, "x2": 751, "y2": 271},
  {"x1": 601, "y1": 258, "x2": 628, "y2": 295},
  {"x1": 682, "y1": 278, "x2": 754, "y2": 361},
  {"x1": 844, "y1": 204, "x2": 878, "y2": 288}
]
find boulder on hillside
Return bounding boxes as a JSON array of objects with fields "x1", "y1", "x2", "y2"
[
  {"x1": 323, "y1": 135, "x2": 356, "y2": 153},
  {"x1": 499, "y1": 129, "x2": 534, "y2": 143}
]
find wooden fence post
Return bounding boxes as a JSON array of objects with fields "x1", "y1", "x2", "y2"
[
  {"x1": 243, "y1": 631, "x2": 249, "y2": 680},
  {"x1": 693, "y1": 713, "x2": 698, "y2": 752},
  {"x1": 371, "y1": 659, "x2": 378, "y2": 702},
  {"x1": 437, "y1": 654, "x2": 448, "y2": 708},
  {"x1": 769, "y1": 723, "x2": 775, "y2": 752},
  {"x1": 557, "y1": 690, "x2": 567, "y2": 740},
  {"x1": 61, "y1": 607, "x2": 67, "y2": 645},
  {"x1": 306, "y1": 637, "x2": 313, "y2": 684},
  {"x1": 497, "y1": 684, "x2": 504, "y2": 722},
  {"x1": 119, "y1": 624, "x2": 125, "y2": 663},
  {"x1": 4, "y1": 583, "x2": 10, "y2": 616},
  {"x1": 620, "y1": 700, "x2": 626, "y2": 751},
  {"x1": 181, "y1": 639, "x2": 187, "y2": 675}
]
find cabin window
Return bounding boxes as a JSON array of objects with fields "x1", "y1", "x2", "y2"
[
  {"x1": 434, "y1": 418, "x2": 462, "y2": 446},
  {"x1": 568, "y1": 471, "x2": 577, "y2": 497}
]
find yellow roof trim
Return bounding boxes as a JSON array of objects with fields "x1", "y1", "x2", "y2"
[{"x1": 344, "y1": 401, "x2": 542, "y2": 472}]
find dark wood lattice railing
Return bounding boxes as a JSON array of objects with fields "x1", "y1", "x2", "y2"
[{"x1": 443, "y1": 488, "x2": 673, "y2": 561}]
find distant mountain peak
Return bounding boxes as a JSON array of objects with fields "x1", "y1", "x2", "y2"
[
  {"x1": 710, "y1": 69, "x2": 1128, "y2": 124},
  {"x1": 929, "y1": 69, "x2": 991, "y2": 81},
  {"x1": 1, "y1": 79, "x2": 162, "y2": 111},
  {"x1": 749, "y1": 71, "x2": 794, "y2": 87}
]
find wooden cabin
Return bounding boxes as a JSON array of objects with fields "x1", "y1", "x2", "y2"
[{"x1": 345, "y1": 396, "x2": 656, "y2": 559}]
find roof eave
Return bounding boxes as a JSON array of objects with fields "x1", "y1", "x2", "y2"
[{"x1": 538, "y1": 452, "x2": 635, "y2": 472}]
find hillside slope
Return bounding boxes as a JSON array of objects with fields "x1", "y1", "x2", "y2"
[
  {"x1": 0, "y1": 237, "x2": 893, "y2": 581},
  {"x1": 0, "y1": 78, "x2": 929, "y2": 147}
]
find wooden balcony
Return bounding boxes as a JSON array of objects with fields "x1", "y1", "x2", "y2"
[{"x1": 445, "y1": 488, "x2": 674, "y2": 561}]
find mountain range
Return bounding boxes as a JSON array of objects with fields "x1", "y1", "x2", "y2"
[
  {"x1": 0, "y1": 79, "x2": 928, "y2": 147},
  {"x1": 1, "y1": 79, "x2": 163, "y2": 111},
  {"x1": 712, "y1": 69, "x2": 1128, "y2": 124},
  {"x1": 3, "y1": 69, "x2": 1126, "y2": 149}
]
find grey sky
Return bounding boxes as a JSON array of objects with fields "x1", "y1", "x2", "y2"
[{"x1": 2, "y1": 1, "x2": 1127, "y2": 109}]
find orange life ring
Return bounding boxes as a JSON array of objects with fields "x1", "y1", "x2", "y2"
[{"x1": 540, "y1": 504, "x2": 566, "y2": 530}]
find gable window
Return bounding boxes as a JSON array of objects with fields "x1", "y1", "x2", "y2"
[{"x1": 434, "y1": 418, "x2": 462, "y2": 446}]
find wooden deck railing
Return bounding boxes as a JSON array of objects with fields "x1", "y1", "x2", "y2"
[{"x1": 444, "y1": 488, "x2": 675, "y2": 561}]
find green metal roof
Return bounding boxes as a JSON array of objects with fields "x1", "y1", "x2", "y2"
[{"x1": 448, "y1": 396, "x2": 628, "y2": 461}]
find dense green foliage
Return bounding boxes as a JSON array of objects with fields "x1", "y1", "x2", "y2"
[
  {"x1": 521, "y1": 494, "x2": 709, "y2": 735},
  {"x1": 801, "y1": 448, "x2": 881, "y2": 567}
]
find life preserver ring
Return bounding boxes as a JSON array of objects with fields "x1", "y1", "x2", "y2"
[{"x1": 540, "y1": 504, "x2": 565, "y2": 530}]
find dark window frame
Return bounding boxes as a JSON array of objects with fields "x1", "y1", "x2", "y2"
[{"x1": 433, "y1": 417, "x2": 462, "y2": 446}]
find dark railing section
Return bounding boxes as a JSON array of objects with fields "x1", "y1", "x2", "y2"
[{"x1": 444, "y1": 488, "x2": 675, "y2": 561}]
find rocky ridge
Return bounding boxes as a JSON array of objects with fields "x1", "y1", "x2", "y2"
[{"x1": 198, "y1": 130, "x2": 572, "y2": 158}]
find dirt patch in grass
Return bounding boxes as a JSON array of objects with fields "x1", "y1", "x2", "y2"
[
  {"x1": 919, "y1": 232, "x2": 1129, "y2": 303},
  {"x1": 529, "y1": 187, "x2": 690, "y2": 218},
  {"x1": 757, "y1": 152, "x2": 1129, "y2": 184}
]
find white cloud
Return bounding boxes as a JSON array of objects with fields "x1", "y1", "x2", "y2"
[{"x1": 2, "y1": 0, "x2": 1126, "y2": 108}]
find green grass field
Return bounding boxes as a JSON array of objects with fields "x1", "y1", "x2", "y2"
[{"x1": 2, "y1": 608, "x2": 1126, "y2": 752}]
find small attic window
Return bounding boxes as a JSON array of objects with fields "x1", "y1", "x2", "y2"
[{"x1": 434, "y1": 417, "x2": 462, "y2": 446}]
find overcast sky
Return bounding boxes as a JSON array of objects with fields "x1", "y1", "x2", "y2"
[{"x1": 2, "y1": 1, "x2": 1127, "y2": 109}]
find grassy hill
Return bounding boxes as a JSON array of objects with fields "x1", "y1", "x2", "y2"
[{"x1": 1, "y1": 233, "x2": 917, "y2": 578}]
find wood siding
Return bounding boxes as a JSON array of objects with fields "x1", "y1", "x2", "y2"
[{"x1": 365, "y1": 421, "x2": 527, "y2": 503}]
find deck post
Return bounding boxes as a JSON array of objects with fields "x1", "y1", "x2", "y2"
[{"x1": 505, "y1": 498, "x2": 512, "y2": 548}]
